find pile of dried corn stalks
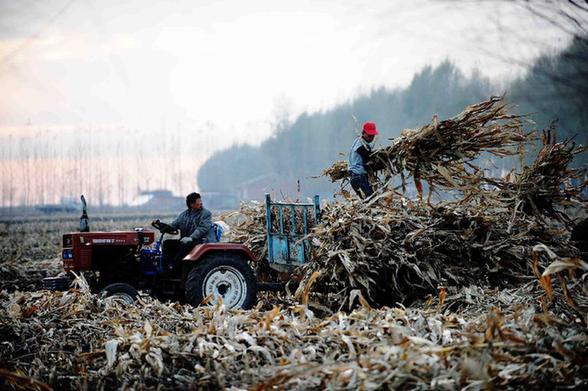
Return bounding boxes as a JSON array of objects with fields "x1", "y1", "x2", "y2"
[
  {"x1": 222, "y1": 201, "x2": 267, "y2": 260},
  {"x1": 296, "y1": 97, "x2": 586, "y2": 309},
  {"x1": 1, "y1": 272, "x2": 587, "y2": 389},
  {"x1": 223, "y1": 98, "x2": 586, "y2": 310}
]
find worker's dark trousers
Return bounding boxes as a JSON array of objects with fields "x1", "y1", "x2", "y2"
[
  {"x1": 171, "y1": 240, "x2": 202, "y2": 271},
  {"x1": 350, "y1": 173, "x2": 374, "y2": 198}
]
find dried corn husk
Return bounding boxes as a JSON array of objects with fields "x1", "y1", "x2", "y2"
[{"x1": 1, "y1": 275, "x2": 586, "y2": 389}]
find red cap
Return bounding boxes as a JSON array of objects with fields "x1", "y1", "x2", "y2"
[{"x1": 362, "y1": 122, "x2": 378, "y2": 136}]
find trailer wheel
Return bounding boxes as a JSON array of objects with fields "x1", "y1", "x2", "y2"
[
  {"x1": 99, "y1": 283, "x2": 138, "y2": 305},
  {"x1": 185, "y1": 253, "x2": 257, "y2": 310}
]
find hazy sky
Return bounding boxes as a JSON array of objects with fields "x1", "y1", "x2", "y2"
[{"x1": 0, "y1": 0, "x2": 571, "y2": 145}]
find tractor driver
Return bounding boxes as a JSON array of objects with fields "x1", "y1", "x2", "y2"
[{"x1": 168, "y1": 192, "x2": 214, "y2": 270}]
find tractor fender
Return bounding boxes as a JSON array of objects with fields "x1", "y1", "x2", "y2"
[{"x1": 183, "y1": 243, "x2": 257, "y2": 263}]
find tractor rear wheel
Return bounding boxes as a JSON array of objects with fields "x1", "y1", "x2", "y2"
[
  {"x1": 99, "y1": 283, "x2": 138, "y2": 305},
  {"x1": 185, "y1": 253, "x2": 257, "y2": 310}
]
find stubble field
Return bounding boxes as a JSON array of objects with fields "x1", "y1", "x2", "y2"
[{"x1": 0, "y1": 213, "x2": 587, "y2": 390}]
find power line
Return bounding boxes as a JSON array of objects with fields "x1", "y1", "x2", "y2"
[{"x1": 0, "y1": 0, "x2": 76, "y2": 69}]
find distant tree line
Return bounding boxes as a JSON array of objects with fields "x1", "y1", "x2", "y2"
[
  {"x1": 198, "y1": 37, "x2": 587, "y2": 199},
  {"x1": 510, "y1": 37, "x2": 588, "y2": 146},
  {"x1": 0, "y1": 125, "x2": 199, "y2": 209}
]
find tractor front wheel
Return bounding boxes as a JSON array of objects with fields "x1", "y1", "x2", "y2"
[
  {"x1": 185, "y1": 253, "x2": 257, "y2": 310},
  {"x1": 99, "y1": 283, "x2": 138, "y2": 305}
]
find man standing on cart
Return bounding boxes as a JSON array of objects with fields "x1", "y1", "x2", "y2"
[{"x1": 348, "y1": 122, "x2": 378, "y2": 198}]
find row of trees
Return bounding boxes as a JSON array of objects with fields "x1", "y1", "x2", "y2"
[
  {"x1": 0, "y1": 125, "x2": 203, "y2": 209},
  {"x1": 511, "y1": 37, "x2": 588, "y2": 142}
]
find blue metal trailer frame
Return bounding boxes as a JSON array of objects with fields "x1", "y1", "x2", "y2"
[{"x1": 265, "y1": 194, "x2": 320, "y2": 267}]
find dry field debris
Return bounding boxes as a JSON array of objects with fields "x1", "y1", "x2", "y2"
[
  {"x1": 1, "y1": 275, "x2": 587, "y2": 390},
  {"x1": 0, "y1": 220, "x2": 67, "y2": 292}
]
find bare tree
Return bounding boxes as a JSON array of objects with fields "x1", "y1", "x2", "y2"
[{"x1": 449, "y1": 0, "x2": 588, "y2": 98}]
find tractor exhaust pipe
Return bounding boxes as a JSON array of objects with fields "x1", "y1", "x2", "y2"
[{"x1": 80, "y1": 195, "x2": 89, "y2": 232}]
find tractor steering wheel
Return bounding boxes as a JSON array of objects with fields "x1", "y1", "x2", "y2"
[{"x1": 151, "y1": 219, "x2": 179, "y2": 235}]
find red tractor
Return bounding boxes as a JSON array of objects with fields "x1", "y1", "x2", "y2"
[{"x1": 43, "y1": 194, "x2": 320, "y2": 310}]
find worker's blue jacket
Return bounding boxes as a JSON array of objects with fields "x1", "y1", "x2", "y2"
[{"x1": 348, "y1": 137, "x2": 374, "y2": 175}]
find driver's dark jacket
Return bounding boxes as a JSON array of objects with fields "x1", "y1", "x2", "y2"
[{"x1": 170, "y1": 207, "x2": 214, "y2": 243}]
